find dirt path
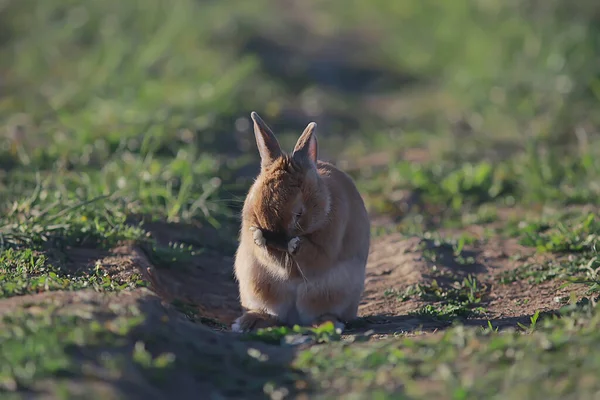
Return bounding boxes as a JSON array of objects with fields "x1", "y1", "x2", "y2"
[
  {"x1": 31, "y1": 223, "x2": 579, "y2": 337},
  {"x1": 356, "y1": 233, "x2": 581, "y2": 336},
  {"x1": 140, "y1": 228, "x2": 581, "y2": 334}
]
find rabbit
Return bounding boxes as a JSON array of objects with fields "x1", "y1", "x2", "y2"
[{"x1": 231, "y1": 112, "x2": 370, "y2": 333}]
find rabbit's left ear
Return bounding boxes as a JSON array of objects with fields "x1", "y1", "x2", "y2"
[
  {"x1": 251, "y1": 111, "x2": 282, "y2": 169},
  {"x1": 292, "y1": 122, "x2": 318, "y2": 166}
]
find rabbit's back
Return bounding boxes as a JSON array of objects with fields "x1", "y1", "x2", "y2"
[{"x1": 317, "y1": 160, "x2": 370, "y2": 262}]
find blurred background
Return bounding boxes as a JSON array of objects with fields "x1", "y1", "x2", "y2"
[{"x1": 1, "y1": 0, "x2": 599, "y2": 233}]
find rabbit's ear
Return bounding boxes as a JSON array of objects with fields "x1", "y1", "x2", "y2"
[
  {"x1": 251, "y1": 112, "x2": 282, "y2": 168},
  {"x1": 292, "y1": 122, "x2": 318, "y2": 166}
]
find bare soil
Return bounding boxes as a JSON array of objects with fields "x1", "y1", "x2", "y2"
[{"x1": 357, "y1": 233, "x2": 582, "y2": 336}]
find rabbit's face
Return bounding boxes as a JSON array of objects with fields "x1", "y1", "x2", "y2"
[{"x1": 250, "y1": 155, "x2": 330, "y2": 239}]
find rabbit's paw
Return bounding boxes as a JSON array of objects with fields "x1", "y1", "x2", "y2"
[
  {"x1": 288, "y1": 237, "x2": 301, "y2": 254},
  {"x1": 249, "y1": 226, "x2": 266, "y2": 247},
  {"x1": 231, "y1": 311, "x2": 278, "y2": 333}
]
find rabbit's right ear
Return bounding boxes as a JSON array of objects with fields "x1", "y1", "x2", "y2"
[
  {"x1": 251, "y1": 111, "x2": 282, "y2": 169},
  {"x1": 292, "y1": 122, "x2": 317, "y2": 167}
]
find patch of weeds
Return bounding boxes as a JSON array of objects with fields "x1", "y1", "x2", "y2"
[
  {"x1": 502, "y1": 219, "x2": 552, "y2": 239},
  {"x1": 517, "y1": 310, "x2": 541, "y2": 333},
  {"x1": 499, "y1": 252, "x2": 600, "y2": 286},
  {"x1": 385, "y1": 286, "x2": 420, "y2": 302},
  {"x1": 394, "y1": 275, "x2": 488, "y2": 320},
  {"x1": 519, "y1": 213, "x2": 599, "y2": 253},
  {"x1": 561, "y1": 255, "x2": 600, "y2": 299},
  {"x1": 498, "y1": 260, "x2": 568, "y2": 284},
  {"x1": 480, "y1": 320, "x2": 499, "y2": 334},
  {"x1": 411, "y1": 302, "x2": 486, "y2": 320},
  {"x1": 244, "y1": 322, "x2": 342, "y2": 345},
  {"x1": 389, "y1": 160, "x2": 514, "y2": 211},
  {"x1": 499, "y1": 214, "x2": 600, "y2": 289},
  {"x1": 0, "y1": 248, "x2": 146, "y2": 298}
]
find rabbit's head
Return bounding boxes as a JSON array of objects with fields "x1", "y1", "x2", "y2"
[{"x1": 243, "y1": 112, "x2": 331, "y2": 240}]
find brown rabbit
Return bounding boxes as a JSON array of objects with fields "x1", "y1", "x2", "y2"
[{"x1": 231, "y1": 112, "x2": 370, "y2": 333}]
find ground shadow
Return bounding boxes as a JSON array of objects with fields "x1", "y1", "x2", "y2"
[
  {"x1": 135, "y1": 221, "x2": 243, "y2": 326},
  {"x1": 7, "y1": 290, "x2": 304, "y2": 399},
  {"x1": 105, "y1": 293, "x2": 303, "y2": 399},
  {"x1": 418, "y1": 238, "x2": 488, "y2": 278},
  {"x1": 347, "y1": 310, "x2": 560, "y2": 336}
]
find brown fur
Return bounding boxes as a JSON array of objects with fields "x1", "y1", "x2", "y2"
[{"x1": 231, "y1": 112, "x2": 370, "y2": 333}]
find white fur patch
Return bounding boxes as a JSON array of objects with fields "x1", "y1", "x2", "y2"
[
  {"x1": 231, "y1": 318, "x2": 243, "y2": 332},
  {"x1": 250, "y1": 226, "x2": 266, "y2": 247}
]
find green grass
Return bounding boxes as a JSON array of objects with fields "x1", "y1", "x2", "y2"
[
  {"x1": 361, "y1": 151, "x2": 600, "y2": 227},
  {"x1": 294, "y1": 301, "x2": 600, "y2": 399},
  {"x1": 0, "y1": 191, "x2": 145, "y2": 250},
  {"x1": 387, "y1": 274, "x2": 488, "y2": 321},
  {"x1": 2, "y1": 0, "x2": 600, "y2": 398},
  {"x1": 497, "y1": 213, "x2": 600, "y2": 297},
  {"x1": 0, "y1": 248, "x2": 146, "y2": 298},
  {"x1": 518, "y1": 213, "x2": 600, "y2": 253},
  {"x1": 243, "y1": 322, "x2": 343, "y2": 346}
]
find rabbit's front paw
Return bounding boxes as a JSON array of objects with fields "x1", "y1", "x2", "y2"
[
  {"x1": 249, "y1": 226, "x2": 266, "y2": 247},
  {"x1": 288, "y1": 237, "x2": 301, "y2": 254},
  {"x1": 231, "y1": 311, "x2": 279, "y2": 332}
]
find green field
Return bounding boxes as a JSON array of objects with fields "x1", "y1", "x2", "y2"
[{"x1": 1, "y1": 0, "x2": 599, "y2": 398}]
